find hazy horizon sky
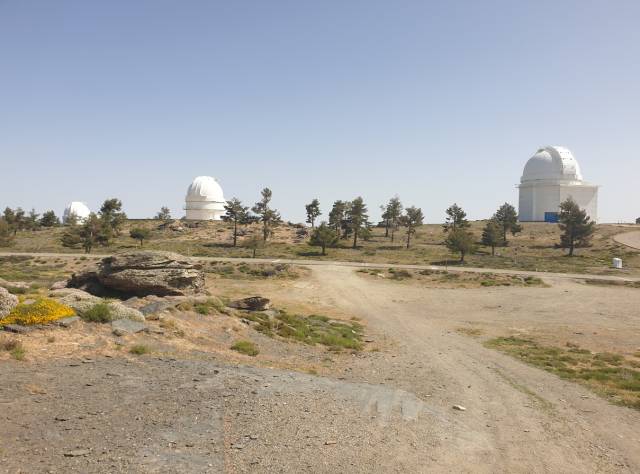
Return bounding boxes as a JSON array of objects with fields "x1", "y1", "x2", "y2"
[{"x1": 1, "y1": 1, "x2": 638, "y2": 223}]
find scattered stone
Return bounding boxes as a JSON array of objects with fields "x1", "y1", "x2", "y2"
[
  {"x1": 324, "y1": 440, "x2": 337, "y2": 445},
  {"x1": 63, "y1": 449, "x2": 90, "y2": 457},
  {"x1": 228, "y1": 296, "x2": 271, "y2": 312},
  {"x1": 67, "y1": 251, "x2": 205, "y2": 297},
  {"x1": 111, "y1": 319, "x2": 147, "y2": 336},
  {"x1": 57, "y1": 316, "x2": 80, "y2": 328},
  {"x1": 452, "y1": 405, "x2": 466, "y2": 411},
  {"x1": 0, "y1": 286, "x2": 19, "y2": 319}
]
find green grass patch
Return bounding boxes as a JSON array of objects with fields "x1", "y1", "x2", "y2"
[
  {"x1": 486, "y1": 337, "x2": 640, "y2": 409},
  {"x1": 240, "y1": 310, "x2": 363, "y2": 351},
  {"x1": 80, "y1": 302, "x2": 113, "y2": 323},
  {"x1": 231, "y1": 340, "x2": 259, "y2": 356},
  {"x1": 129, "y1": 344, "x2": 150, "y2": 355}
]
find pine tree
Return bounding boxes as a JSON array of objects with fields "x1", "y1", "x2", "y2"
[
  {"x1": 0, "y1": 219, "x2": 14, "y2": 247},
  {"x1": 243, "y1": 234, "x2": 264, "y2": 258},
  {"x1": 99, "y1": 198, "x2": 127, "y2": 241},
  {"x1": 130, "y1": 227, "x2": 151, "y2": 247},
  {"x1": 252, "y1": 188, "x2": 281, "y2": 241},
  {"x1": 305, "y1": 199, "x2": 321, "y2": 228},
  {"x1": 481, "y1": 220, "x2": 502, "y2": 256},
  {"x1": 443, "y1": 203, "x2": 469, "y2": 233},
  {"x1": 385, "y1": 196, "x2": 403, "y2": 242},
  {"x1": 223, "y1": 198, "x2": 250, "y2": 247},
  {"x1": 40, "y1": 210, "x2": 60, "y2": 227},
  {"x1": 557, "y1": 198, "x2": 595, "y2": 256},
  {"x1": 309, "y1": 222, "x2": 338, "y2": 255},
  {"x1": 346, "y1": 197, "x2": 369, "y2": 248},
  {"x1": 399, "y1": 206, "x2": 424, "y2": 249},
  {"x1": 155, "y1": 206, "x2": 171, "y2": 221},
  {"x1": 493, "y1": 203, "x2": 522, "y2": 245},
  {"x1": 328, "y1": 200, "x2": 347, "y2": 236},
  {"x1": 26, "y1": 209, "x2": 40, "y2": 231},
  {"x1": 445, "y1": 228, "x2": 475, "y2": 262}
]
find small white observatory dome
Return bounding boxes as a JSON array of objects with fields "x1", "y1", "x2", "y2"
[
  {"x1": 63, "y1": 202, "x2": 91, "y2": 224},
  {"x1": 185, "y1": 176, "x2": 226, "y2": 220}
]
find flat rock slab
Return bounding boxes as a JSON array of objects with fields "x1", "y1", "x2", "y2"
[
  {"x1": 111, "y1": 319, "x2": 147, "y2": 336},
  {"x1": 139, "y1": 300, "x2": 177, "y2": 316},
  {"x1": 57, "y1": 316, "x2": 81, "y2": 328},
  {"x1": 3, "y1": 324, "x2": 32, "y2": 334}
]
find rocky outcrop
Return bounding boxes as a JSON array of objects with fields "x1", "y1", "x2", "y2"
[
  {"x1": 0, "y1": 287, "x2": 19, "y2": 319},
  {"x1": 67, "y1": 251, "x2": 205, "y2": 297},
  {"x1": 50, "y1": 288, "x2": 145, "y2": 322},
  {"x1": 228, "y1": 296, "x2": 271, "y2": 311},
  {"x1": 0, "y1": 278, "x2": 30, "y2": 291}
]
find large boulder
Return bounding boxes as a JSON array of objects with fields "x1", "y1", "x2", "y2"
[
  {"x1": 67, "y1": 251, "x2": 205, "y2": 297},
  {"x1": 228, "y1": 296, "x2": 271, "y2": 311},
  {"x1": 0, "y1": 287, "x2": 19, "y2": 319}
]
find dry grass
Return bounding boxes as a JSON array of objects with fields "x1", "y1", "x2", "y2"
[
  {"x1": 3, "y1": 220, "x2": 639, "y2": 277},
  {"x1": 486, "y1": 336, "x2": 640, "y2": 410}
]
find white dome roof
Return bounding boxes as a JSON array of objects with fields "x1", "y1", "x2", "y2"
[
  {"x1": 63, "y1": 201, "x2": 91, "y2": 223},
  {"x1": 185, "y1": 176, "x2": 225, "y2": 203},
  {"x1": 521, "y1": 146, "x2": 583, "y2": 183}
]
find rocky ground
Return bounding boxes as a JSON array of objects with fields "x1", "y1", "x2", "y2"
[{"x1": 1, "y1": 256, "x2": 640, "y2": 473}]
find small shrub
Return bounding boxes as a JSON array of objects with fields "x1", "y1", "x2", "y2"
[
  {"x1": 80, "y1": 303, "x2": 113, "y2": 323},
  {"x1": 10, "y1": 346, "x2": 26, "y2": 361},
  {"x1": 6, "y1": 286, "x2": 27, "y2": 295},
  {"x1": 129, "y1": 344, "x2": 150, "y2": 355},
  {"x1": 2, "y1": 339, "x2": 21, "y2": 351},
  {"x1": 0, "y1": 298, "x2": 75, "y2": 326},
  {"x1": 231, "y1": 340, "x2": 259, "y2": 356}
]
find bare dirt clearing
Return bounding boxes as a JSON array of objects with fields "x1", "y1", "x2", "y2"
[{"x1": 1, "y1": 263, "x2": 640, "y2": 472}]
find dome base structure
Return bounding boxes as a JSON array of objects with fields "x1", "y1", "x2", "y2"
[{"x1": 518, "y1": 146, "x2": 598, "y2": 223}]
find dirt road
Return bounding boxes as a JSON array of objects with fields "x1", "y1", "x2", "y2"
[
  {"x1": 2, "y1": 265, "x2": 640, "y2": 472},
  {"x1": 614, "y1": 231, "x2": 640, "y2": 251}
]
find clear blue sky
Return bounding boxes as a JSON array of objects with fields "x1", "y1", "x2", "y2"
[{"x1": 1, "y1": 0, "x2": 638, "y2": 223}]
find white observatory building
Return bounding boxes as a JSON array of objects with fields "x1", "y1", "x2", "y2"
[
  {"x1": 63, "y1": 201, "x2": 91, "y2": 224},
  {"x1": 518, "y1": 146, "x2": 598, "y2": 223},
  {"x1": 185, "y1": 176, "x2": 226, "y2": 220}
]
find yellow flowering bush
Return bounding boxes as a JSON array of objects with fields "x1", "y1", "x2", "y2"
[{"x1": 0, "y1": 298, "x2": 75, "y2": 326}]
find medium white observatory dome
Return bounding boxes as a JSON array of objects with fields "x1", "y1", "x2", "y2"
[
  {"x1": 521, "y1": 146, "x2": 583, "y2": 183},
  {"x1": 185, "y1": 176, "x2": 226, "y2": 220},
  {"x1": 518, "y1": 145, "x2": 598, "y2": 223},
  {"x1": 63, "y1": 201, "x2": 91, "y2": 224}
]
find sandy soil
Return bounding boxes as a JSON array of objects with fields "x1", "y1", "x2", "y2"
[{"x1": 2, "y1": 264, "x2": 640, "y2": 472}]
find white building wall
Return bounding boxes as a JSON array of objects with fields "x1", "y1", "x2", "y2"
[{"x1": 560, "y1": 185, "x2": 598, "y2": 223}]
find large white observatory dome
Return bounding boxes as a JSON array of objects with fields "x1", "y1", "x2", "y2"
[
  {"x1": 185, "y1": 176, "x2": 226, "y2": 220},
  {"x1": 63, "y1": 201, "x2": 91, "y2": 224},
  {"x1": 518, "y1": 146, "x2": 597, "y2": 223},
  {"x1": 521, "y1": 146, "x2": 583, "y2": 183}
]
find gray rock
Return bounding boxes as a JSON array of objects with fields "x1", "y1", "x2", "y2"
[
  {"x1": 0, "y1": 287, "x2": 19, "y2": 319},
  {"x1": 67, "y1": 251, "x2": 205, "y2": 297},
  {"x1": 139, "y1": 300, "x2": 177, "y2": 316},
  {"x1": 57, "y1": 316, "x2": 81, "y2": 328},
  {"x1": 3, "y1": 324, "x2": 32, "y2": 334},
  {"x1": 0, "y1": 278, "x2": 30, "y2": 290},
  {"x1": 63, "y1": 449, "x2": 90, "y2": 457},
  {"x1": 49, "y1": 280, "x2": 68, "y2": 290},
  {"x1": 50, "y1": 288, "x2": 144, "y2": 322},
  {"x1": 228, "y1": 296, "x2": 271, "y2": 312},
  {"x1": 111, "y1": 319, "x2": 147, "y2": 336}
]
